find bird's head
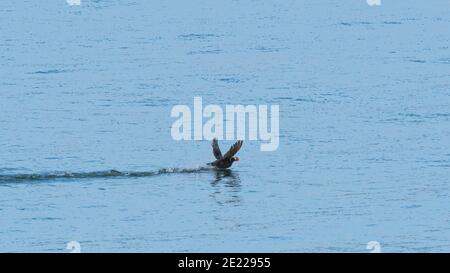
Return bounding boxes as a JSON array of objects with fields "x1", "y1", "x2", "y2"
[{"x1": 231, "y1": 156, "x2": 240, "y2": 162}]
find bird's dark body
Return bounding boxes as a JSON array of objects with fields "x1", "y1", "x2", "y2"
[
  {"x1": 208, "y1": 158, "x2": 236, "y2": 169},
  {"x1": 207, "y1": 139, "x2": 243, "y2": 169}
]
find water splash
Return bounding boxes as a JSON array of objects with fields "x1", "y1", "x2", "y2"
[{"x1": 0, "y1": 166, "x2": 213, "y2": 183}]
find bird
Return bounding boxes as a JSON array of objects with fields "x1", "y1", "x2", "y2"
[{"x1": 207, "y1": 138, "x2": 243, "y2": 169}]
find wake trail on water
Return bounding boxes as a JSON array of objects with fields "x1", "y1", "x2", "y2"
[{"x1": 0, "y1": 166, "x2": 214, "y2": 183}]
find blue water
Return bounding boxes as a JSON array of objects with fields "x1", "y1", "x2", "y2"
[{"x1": 1, "y1": 0, "x2": 450, "y2": 252}]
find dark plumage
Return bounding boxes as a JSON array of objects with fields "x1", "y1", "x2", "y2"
[{"x1": 207, "y1": 138, "x2": 243, "y2": 169}]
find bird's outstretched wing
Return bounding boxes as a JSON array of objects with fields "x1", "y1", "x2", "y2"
[
  {"x1": 212, "y1": 138, "x2": 223, "y2": 159},
  {"x1": 223, "y1": 140, "x2": 243, "y2": 159}
]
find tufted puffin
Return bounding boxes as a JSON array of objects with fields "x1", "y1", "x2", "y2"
[{"x1": 207, "y1": 138, "x2": 243, "y2": 169}]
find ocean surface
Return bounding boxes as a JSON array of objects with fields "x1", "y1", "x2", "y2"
[{"x1": 1, "y1": 0, "x2": 450, "y2": 252}]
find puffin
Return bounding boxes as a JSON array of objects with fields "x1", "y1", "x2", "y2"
[{"x1": 207, "y1": 138, "x2": 243, "y2": 169}]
